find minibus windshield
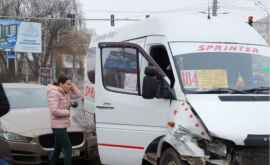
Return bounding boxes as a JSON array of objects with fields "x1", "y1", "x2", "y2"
[{"x1": 171, "y1": 44, "x2": 270, "y2": 94}]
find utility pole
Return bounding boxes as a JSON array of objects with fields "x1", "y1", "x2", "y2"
[
  {"x1": 212, "y1": 0, "x2": 218, "y2": 17},
  {"x1": 110, "y1": 14, "x2": 115, "y2": 27},
  {"x1": 72, "y1": 0, "x2": 77, "y2": 82},
  {"x1": 24, "y1": 54, "x2": 29, "y2": 82}
]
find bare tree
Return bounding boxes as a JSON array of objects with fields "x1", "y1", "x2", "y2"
[{"x1": 0, "y1": 0, "x2": 89, "y2": 83}]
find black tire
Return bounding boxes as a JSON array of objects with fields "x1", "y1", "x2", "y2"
[{"x1": 160, "y1": 148, "x2": 185, "y2": 165}]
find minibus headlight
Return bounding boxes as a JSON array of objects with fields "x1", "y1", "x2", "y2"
[
  {"x1": 198, "y1": 139, "x2": 228, "y2": 158},
  {"x1": 206, "y1": 141, "x2": 227, "y2": 157},
  {"x1": 0, "y1": 132, "x2": 33, "y2": 143}
]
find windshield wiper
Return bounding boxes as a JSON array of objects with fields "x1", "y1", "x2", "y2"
[
  {"x1": 186, "y1": 88, "x2": 248, "y2": 94},
  {"x1": 242, "y1": 86, "x2": 270, "y2": 94}
]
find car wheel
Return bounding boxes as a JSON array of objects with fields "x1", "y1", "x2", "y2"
[{"x1": 160, "y1": 148, "x2": 185, "y2": 165}]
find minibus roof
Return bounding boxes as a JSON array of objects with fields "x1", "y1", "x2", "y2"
[{"x1": 91, "y1": 14, "x2": 267, "y2": 47}]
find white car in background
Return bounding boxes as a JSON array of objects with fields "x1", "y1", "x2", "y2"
[{"x1": 0, "y1": 83, "x2": 89, "y2": 164}]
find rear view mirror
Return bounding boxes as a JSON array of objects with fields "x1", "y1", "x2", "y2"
[
  {"x1": 145, "y1": 66, "x2": 158, "y2": 76},
  {"x1": 158, "y1": 79, "x2": 176, "y2": 100},
  {"x1": 142, "y1": 67, "x2": 160, "y2": 99},
  {"x1": 142, "y1": 76, "x2": 159, "y2": 99},
  {"x1": 142, "y1": 66, "x2": 176, "y2": 100},
  {"x1": 144, "y1": 66, "x2": 163, "y2": 78}
]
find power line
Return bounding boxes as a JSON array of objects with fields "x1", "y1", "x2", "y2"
[
  {"x1": 0, "y1": 15, "x2": 140, "y2": 22},
  {"x1": 221, "y1": 1, "x2": 265, "y2": 10},
  {"x1": 82, "y1": 4, "x2": 208, "y2": 14}
]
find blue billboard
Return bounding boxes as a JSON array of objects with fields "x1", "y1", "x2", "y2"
[
  {"x1": 0, "y1": 20, "x2": 20, "y2": 50},
  {"x1": 0, "y1": 19, "x2": 41, "y2": 53}
]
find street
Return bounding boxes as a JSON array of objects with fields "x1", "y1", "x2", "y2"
[
  {"x1": 39, "y1": 157, "x2": 101, "y2": 165},
  {"x1": 10, "y1": 155, "x2": 102, "y2": 165},
  {"x1": 0, "y1": 0, "x2": 270, "y2": 165}
]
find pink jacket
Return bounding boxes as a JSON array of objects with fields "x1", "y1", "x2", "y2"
[{"x1": 47, "y1": 84, "x2": 80, "y2": 128}]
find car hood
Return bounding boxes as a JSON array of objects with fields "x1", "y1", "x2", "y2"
[
  {"x1": 0, "y1": 108, "x2": 83, "y2": 137},
  {"x1": 186, "y1": 94, "x2": 270, "y2": 145}
]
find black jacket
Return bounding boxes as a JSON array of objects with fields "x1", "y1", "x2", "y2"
[{"x1": 0, "y1": 83, "x2": 9, "y2": 117}]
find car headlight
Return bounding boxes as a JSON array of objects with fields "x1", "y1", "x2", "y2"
[{"x1": 0, "y1": 132, "x2": 33, "y2": 143}]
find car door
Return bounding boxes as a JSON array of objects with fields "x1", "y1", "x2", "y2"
[{"x1": 95, "y1": 42, "x2": 178, "y2": 165}]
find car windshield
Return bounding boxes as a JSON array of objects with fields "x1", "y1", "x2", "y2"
[
  {"x1": 5, "y1": 87, "x2": 48, "y2": 109},
  {"x1": 171, "y1": 44, "x2": 270, "y2": 94}
]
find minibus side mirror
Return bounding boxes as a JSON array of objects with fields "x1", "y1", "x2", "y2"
[
  {"x1": 157, "y1": 78, "x2": 176, "y2": 100},
  {"x1": 142, "y1": 66, "x2": 160, "y2": 99},
  {"x1": 142, "y1": 66, "x2": 176, "y2": 100}
]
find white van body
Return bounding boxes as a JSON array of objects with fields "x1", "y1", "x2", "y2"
[{"x1": 85, "y1": 14, "x2": 270, "y2": 165}]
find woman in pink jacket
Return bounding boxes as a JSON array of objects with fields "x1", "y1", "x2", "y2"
[{"x1": 47, "y1": 75, "x2": 80, "y2": 165}]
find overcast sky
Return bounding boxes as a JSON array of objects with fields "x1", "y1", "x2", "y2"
[{"x1": 78, "y1": 0, "x2": 270, "y2": 34}]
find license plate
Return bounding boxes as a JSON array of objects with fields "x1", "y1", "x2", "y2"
[{"x1": 59, "y1": 150, "x2": 80, "y2": 158}]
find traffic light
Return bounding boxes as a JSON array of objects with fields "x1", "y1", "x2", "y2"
[
  {"x1": 212, "y1": 0, "x2": 218, "y2": 16},
  {"x1": 110, "y1": 14, "x2": 115, "y2": 27},
  {"x1": 248, "y1": 16, "x2": 254, "y2": 26}
]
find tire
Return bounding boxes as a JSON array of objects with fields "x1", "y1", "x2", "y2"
[{"x1": 160, "y1": 148, "x2": 185, "y2": 165}]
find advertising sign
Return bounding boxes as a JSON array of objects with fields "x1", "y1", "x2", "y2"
[
  {"x1": 0, "y1": 19, "x2": 42, "y2": 53},
  {"x1": 15, "y1": 22, "x2": 42, "y2": 53},
  {"x1": 181, "y1": 69, "x2": 229, "y2": 89},
  {"x1": 0, "y1": 20, "x2": 20, "y2": 49}
]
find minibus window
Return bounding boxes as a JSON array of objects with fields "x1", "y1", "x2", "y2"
[
  {"x1": 173, "y1": 52, "x2": 270, "y2": 93},
  {"x1": 101, "y1": 47, "x2": 139, "y2": 94},
  {"x1": 150, "y1": 45, "x2": 175, "y2": 87}
]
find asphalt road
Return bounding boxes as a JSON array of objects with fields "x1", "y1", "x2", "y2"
[
  {"x1": 12, "y1": 155, "x2": 101, "y2": 165},
  {"x1": 37, "y1": 157, "x2": 101, "y2": 165}
]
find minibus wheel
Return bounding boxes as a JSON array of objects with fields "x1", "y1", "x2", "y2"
[{"x1": 160, "y1": 148, "x2": 186, "y2": 165}]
